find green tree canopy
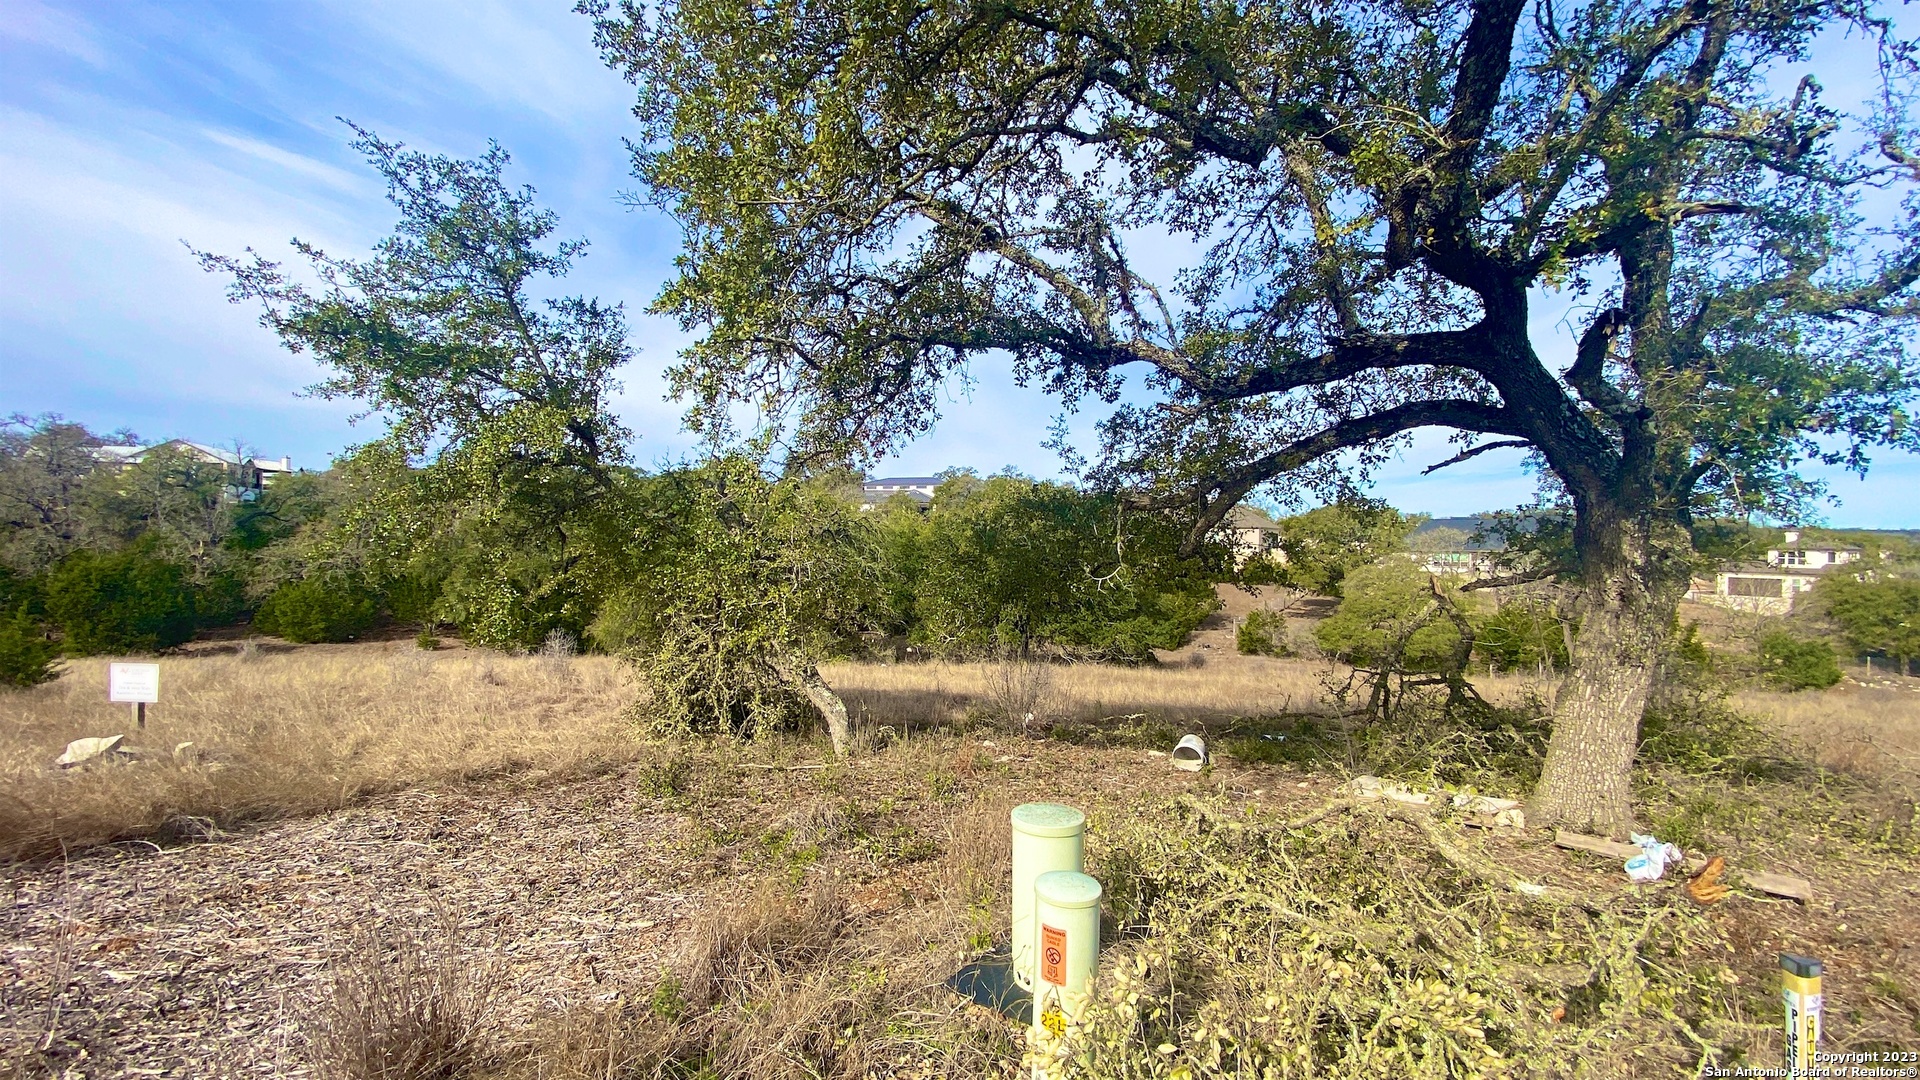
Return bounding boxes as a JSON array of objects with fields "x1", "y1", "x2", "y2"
[
  {"x1": 592, "y1": 0, "x2": 1920, "y2": 833},
  {"x1": 905, "y1": 473, "x2": 1220, "y2": 660},
  {"x1": 43, "y1": 546, "x2": 198, "y2": 655},
  {"x1": 592, "y1": 458, "x2": 878, "y2": 753},
  {"x1": 1275, "y1": 500, "x2": 1415, "y2": 596},
  {"x1": 0, "y1": 415, "x2": 124, "y2": 574},
  {"x1": 1818, "y1": 574, "x2": 1920, "y2": 673},
  {"x1": 199, "y1": 126, "x2": 638, "y2": 649},
  {"x1": 80, "y1": 444, "x2": 236, "y2": 576}
]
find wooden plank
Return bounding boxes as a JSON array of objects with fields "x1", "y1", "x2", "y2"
[
  {"x1": 1553, "y1": 830, "x2": 1813, "y2": 902},
  {"x1": 1739, "y1": 869, "x2": 1814, "y2": 903},
  {"x1": 1554, "y1": 830, "x2": 1641, "y2": 860}
]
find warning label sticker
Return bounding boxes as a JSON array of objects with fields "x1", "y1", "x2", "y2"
[{"x1": 1040, "y1": 924, "x2": 1067, "y2": 986}]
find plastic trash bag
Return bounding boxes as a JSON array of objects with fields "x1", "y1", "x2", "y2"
[{"x1": 1623, "y1": 832, "x2": 1685, "y2": 883}]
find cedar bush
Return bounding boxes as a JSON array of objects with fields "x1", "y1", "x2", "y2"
[
  {"x1": 1755, "y1": 631, "x2": 1842, "y2": 692},
  {"x1": 1235, "y1": 609, "x2": 1289, "y2": 656},
  {"x1": 0, "y1": 606, "x2": 59, "y2": 688},
  {"x1": 255, "y1": 576, "x2": 380, "y2": 643},
  {"x1": 43, "y1": 547, "x2": 197, "y2": 654},
  {"x1": 1472, "y1": 601, "x2": 1570, "y2": 673}
]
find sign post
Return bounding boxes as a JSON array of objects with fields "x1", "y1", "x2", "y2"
[{"x1": 108, "y1": 663, "x2": 160, "y2": 728}]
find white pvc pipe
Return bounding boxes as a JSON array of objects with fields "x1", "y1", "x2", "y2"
[
  {"x1": 1031, "y1": 870, "x2": 1103, "y2": 1037},
  {"x1": 1171, "y1": 733, "x2": 1208, "y2": 771},
  {"x1": 1010, "y1": 803, "x2": 1085, "y2": 990}
]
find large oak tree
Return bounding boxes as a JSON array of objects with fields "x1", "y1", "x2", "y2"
[{"x1": 589, "y1": 0, "x2": 1920, "y2": 833}]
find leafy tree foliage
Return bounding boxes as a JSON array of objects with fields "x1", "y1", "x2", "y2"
[
  {"x1": 1236, "y1": 609, "x2": 1289, "y2": 657},
  {"x1": 899, "y1": 474, "x2": 1219, "y2": 660},
  {"x1": 1314, "y1": 558, "x2": 1479, "y2": 719},
  {"x1": 254, "y1": 575, "x2": 381, "y2": 644},
  {"x1": 1818, "y1": 575, "x2": 1920, "y2": 674},
  {"x1": 199, "y1": 126, "x2": 635, "y2": 650},
  {"x1": 0, "y1": 415, "x2": 121, "y2": 574},
  {"x1": 1474, "y1": 601, "x2": 1572, "y2": 674},
  {"x1": 1274, "y1": 500, "x2": 1414, "y2": 596},
  {"x1": 0, "y1": 604, "x2": 59, "y2": 689},
  {"x1": 43, "y1": 547, "x2": 197, "y2": 655},
  {"x1": 81, "y1": 444, "x2": 235, "y2": 572},
  {"x1": 594, "y1": 0, "x2": 1920, "y2": 832}
]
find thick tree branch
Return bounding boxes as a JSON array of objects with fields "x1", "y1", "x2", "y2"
[
  {"x1": 1563, "y1": 307, "x2": 1636, "y2": 417},
  {"x1": 1164, "y1": 398, "x2": 1525, "y2": 553},
  {"x1": 1460, "y1": 567, "x2": 1559, "y2": 591}
]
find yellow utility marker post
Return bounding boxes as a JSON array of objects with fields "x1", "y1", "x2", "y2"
[{"x1": 1780, "y1": 952, "x2": 1821, "y2": 1075}]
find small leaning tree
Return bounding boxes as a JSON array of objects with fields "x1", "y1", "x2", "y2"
[{"x1": 588, "y1": 0, "x2": 1920, "y2": 833}]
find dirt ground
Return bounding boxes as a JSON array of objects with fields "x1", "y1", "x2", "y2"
[{"x1": 2, "y1": 732, "x2": 1268, "y2": 1077}]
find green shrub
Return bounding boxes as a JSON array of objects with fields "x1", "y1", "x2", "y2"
[
  {"x1": 255, "y1": 576, "x2": 380, "y2": 643},
  {"x1": 1472, "y1": 601, "x2": 1569, "y2": 673},
  {"x1": 1755, "y1": 631, "x2": 1842, "y2": 691},
  {"x1": 43, "y1": 548, "x2": 197, "y2": 654},
  {"x1": 1235, "y1": 609, "x2": 1289, "y2": 656},
  {"x1": 192, "y1": 569, "x2": 251, "y2": 628},
  {"x1": 1817, "y1": 575, "x2": 1920, "y2": 674},
  {"x1": 1313, "y1": 558, "x2": 1467, "y2": 673},
  {"x1": 0, "y1": 606, "x2": 60, "y2": 688}
]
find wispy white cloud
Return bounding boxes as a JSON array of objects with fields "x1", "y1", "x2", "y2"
[
  {"x1": 316, "y1": 0, "x2": 630, "y2": 128},
  {"x1": 0, "y1": 0, "x2": 107, "y2": 67},
  {"x1": 199, "y1": 128, "x2": 369, "y2": 194}
]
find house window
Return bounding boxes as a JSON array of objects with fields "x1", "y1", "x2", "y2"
[
  {"x1": 1727, "y1": 576, "x2": 1784, "y2": 598},
  {"x1": 1781, "y1": 550, "x2": 1807, "y2": 566}
]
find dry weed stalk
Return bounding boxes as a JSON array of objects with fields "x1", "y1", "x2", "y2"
[
  {"x1": 983, "y1": 653, "x2": 1058, "y2": 732},
  {"x1": 305, "y1": 920, "x2": 502, "y2": 1080}
]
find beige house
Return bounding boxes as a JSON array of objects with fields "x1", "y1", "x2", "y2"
[
  {"x1": 858, "y1": 475, "x2": 941, "y2": 510},
  {"x1": 1220, "y1": 505, "x2": 1285, "y2": 568},
  {"x1": 1688, "y1": 529, "x2": 1864, "y2": 613}
]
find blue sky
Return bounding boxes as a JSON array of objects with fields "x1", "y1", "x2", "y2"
[{"x1": 4, "y1": 0, "x2": 1918, "y2": 526}]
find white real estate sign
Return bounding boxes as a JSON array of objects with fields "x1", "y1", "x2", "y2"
[{"x1": 108, "y1": 663, "x2": 160, "y2": 704}]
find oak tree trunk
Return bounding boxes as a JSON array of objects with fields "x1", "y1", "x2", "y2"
[
  {"x1": 785, "y1": 655, "x2": 852, "y2": 757},
  {"x1": 1527, "y1": 509, "x2": 1688, "y2": 838}
]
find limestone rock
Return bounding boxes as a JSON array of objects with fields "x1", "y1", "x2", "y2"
[{"x1": 56, "y1": 735, "x2": 128, "y2": 768}]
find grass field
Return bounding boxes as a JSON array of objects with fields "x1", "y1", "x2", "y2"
[
  {"x1": 0, "y1": 648, "x2": 637, "y2": 861},
  {"x1": 3, "y1": 646, "x2": 1917, "y2": 1077}
]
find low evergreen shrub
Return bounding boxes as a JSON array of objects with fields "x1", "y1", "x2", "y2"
[
  {"x1": 43, "y1": 548, "x2": 197, "y2": 654},
  {"x1": 255, "y1": 576, "x2": 380, "y2": 643},
  {"x1": 1755, "y1": 631, "x2": 1842, "y2": 692},
  {"x1": 0, "y1": 606, "x2": 60, "y2": 688},
  {"x1": 1235, "y1": 609, "x2": 1289, "y2": 656}
]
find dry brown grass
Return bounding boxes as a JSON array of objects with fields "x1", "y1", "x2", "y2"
[
  {"x1": 308, "y1": 920, "x2": 505, "y2": 1080},
  {"x1": 0, "y1": 650, "x2": 638, "y2": 861},
  {"x1": 823, "y1": 656, "x2": 1333, "y2": 732},
  {"x1": 495, "y1": 868, "x2": 1013, "y2": 1080},
  {"x1": 1737, "y1": 680, "x2": 1920, "y2": 789}
]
